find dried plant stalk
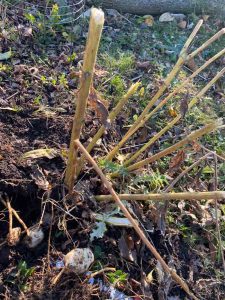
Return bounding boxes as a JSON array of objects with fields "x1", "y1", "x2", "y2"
[
  {"x1": 111, "y1": 120, "x2": 221, "y2": 176},
  {"x1": 105, "y1": 25, "x2": 225, "y2": 161},
  {"x1": 6, "y1": 199, "x2": 13, "y2": 240},
  {"x1": 64, "y1": 8, "x2": 104, "y2": 192},
  {"x1": 0, "y1": 198, "x2": 29, "y2": 234},
  {"x1": 104, "y1": 20, "x2": 203, "y2": 161},
  {"x1": 186, "y1": 28, "x2": 225, "y2": 60},
  {"x1": 124, "y1": 67, "x2": 225, "y2": 166},
  {"x1": 95, "y1": 191, "x2": 225, "y2": 202},
  {"x1": 123, "y1": 48, "x2": 225, "y2": 163},
  {"x1": 76, "y1": 82, "x2": 141, "y2": 176},
  {"x1": 74, "y1": 139, "x2": 198, "y2": 300}
]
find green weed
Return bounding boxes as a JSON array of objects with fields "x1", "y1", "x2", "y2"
[
  {"x1": 107, "y1": 269, "x2": 128, "y2": 285},
  {"x1": 99, "y1": 159, "x2": 128, "y2": 176},
  {"x1": 110, "y1": 75, "x2": 125, "y2": 96},
  {"x1": 6, "y1": 260, "x2": 35, "y2": 292},
  {"x1": 134, "y1": 169, "x2": 168, "y2": 191},
  {"x1": 101, "y1": 52, "x2": 135, "y2": 75}
]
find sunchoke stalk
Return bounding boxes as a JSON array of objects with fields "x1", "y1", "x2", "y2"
[{"x1": 64, "y1": 8, "x2": 104, "y2": 192}]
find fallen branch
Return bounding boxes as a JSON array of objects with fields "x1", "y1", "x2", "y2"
[
  {"x1": 74, "y1": 139, "x2": 199, "y2": 300},
  {"x1": 95, "y1": 191, "x2": 225, "y2": 202},
  {"x1": 64, "y1": 8, "x2": 104, "y2": 192}
]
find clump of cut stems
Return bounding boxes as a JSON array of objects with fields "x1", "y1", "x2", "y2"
[{"x1": 104, "y1": 26, "x2": 225, "y2": 163}]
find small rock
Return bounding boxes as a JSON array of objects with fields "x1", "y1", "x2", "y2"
[
  {"x1": 64, "y1": 248, "x2": 94, "y2": 274},
  {"x1": 7, "y1": 227, "x2": 21, "y2": 246},
  {"x1": 159, "y1": 12, "x2": 174, "y2": 22},
  {"x1": 25, "y1": 227, "x2": 44, "y2": 248},
  {"x1": 178, "y1": 20, "x2": 187, "y2": 29},
  {"x1": 171, "y1": 13, "x2": 186, "y2": 21}
]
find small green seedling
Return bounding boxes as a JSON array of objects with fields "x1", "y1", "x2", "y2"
[
  {"x1": 6, "y1": 260, "x2": 35, "y2": 292},
  {"x1": 107, "y1": 269, "x2": 128, "y2": 286}
]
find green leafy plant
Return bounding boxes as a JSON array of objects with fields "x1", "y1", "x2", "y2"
[
  {"x1": 134, "y1": 169, "x2": 168, "y2": 191},
  {"x1": 99, "y1": 159, "x2": 128, "y2": 176},
  {"x1": 101, "y1": 52, "x2": 134, "y2": 75},
  {"x1": 58, "y1": 73, "x2": 68, "y2": 88},
  {"x1": 6, "y1": 261, "x2": 35, "y2": 292},
  {"x1": 107, "y1": 269, "x2": 128, "y2": 285},
  {"x1": 110, "y1": 75, "x2": 125, "y2": 96}
]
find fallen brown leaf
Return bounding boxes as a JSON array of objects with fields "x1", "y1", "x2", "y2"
[
  {"x1": 168, "y1": 150, "x2": 186, "y2": 175},
  {"x1": 88, "y1": 88, "x2": 110, "y2": 128}
]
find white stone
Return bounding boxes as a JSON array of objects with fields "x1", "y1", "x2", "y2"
[{"x1": 64, "y1": 248, "x2": 94, "y2": 274}]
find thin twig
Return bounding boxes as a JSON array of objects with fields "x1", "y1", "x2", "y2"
[
  {"x1": 157, "y1": 152, "x2": 212, "y2": 234},
  {"x1": 0, "y1": 198, "x2": 29, "y2": 234},
  {"x1": 6, "y1": 199, "x2": 13, "y2": 240},
  {"x1": 51, "y1": 267, "x2": 66, "y2": 286},
  {"x1": 4, "y1": 91, "x2": 19, "y2": 102},
  {"x1": 214, "y1": 153, "x2": 225, "y2": 274},
  {"x1": 75, "y1": 139, "x2": 199, "y2": 300},
  {"x1": 199, "y1": 144, "x2": 225, "y2": 162},
  {"x1": 83, "y1": 267, "x2": 116, "y2": 283},
  {"x1": 114, "y1": 120, "x2": 221, "y2": 175},
  {"x1": 165, "y1": 153, "x2": 211, "y2": 192},
  {"x1": 104, "y1": 20, "x2": 204, "y2": 161},
  {"x1": 47, "y1": 203, "x2": 54, "y2": 271},
  {"x1": 124, "y1": 67, "x2": 225, "y2": 166}
]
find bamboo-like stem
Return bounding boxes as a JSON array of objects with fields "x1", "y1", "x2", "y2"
[
  {"x1": 64, "y1": 8, "x2": 104, "y2": 192},
  {"x1": 165, "y1": 153, "x2": 211, "y2": 192},
  {"x1": 187, "y1": 28, "x2": 225, "y2": 60},
  {"x1": 75, "y1": 82, "x2": 141, "y2": 176},
  {"x1": 123, "y1": 48, "x2": 225, "y2": 165},
  {"x1": 213, "y1": 154, "x2": 225, "y2": 274},
  {"x1": 115, "y1": 120, "x2": 221, "y2": 175},
  {"x1": 124, "y1": 67, "x2": 225, "y2": 166},
  {"x1": 95, "y1": 191, "x2": 225, "y2": 202},
  {"x1": 0, "y1": 199, "x2": 29, "y2": 235},
  {"x1": 74, "y1": 139, "x2": 198, "y2": 300},
  {"x1": 104, "y1": 20, "x2": 203, "y2": 161}
]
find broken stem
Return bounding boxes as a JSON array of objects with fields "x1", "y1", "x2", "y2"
[
  {"x1": 123, "y1": 48, "x2": 225, "y2": 165},
  {"x1": 95, "y1": 191, "x2": 225, "y2": 202},
  {"x1": 165, "y1": 153, "x2": 211, "y2": 192},
  {"x1": 75, "y1": 139, "x2": 198, "y2": 300},
  {"x1": 64, "y1": 8, "x2": 104, "y2": 192},
  {"x1": 187, "y1": 28, "x2": 225, "y2": 60},
  {"x1": 76, "y1": 82, "x2": 141, "y2": 176},
  {"x1": 116, "y1": 120, "x2": 221, "y2": 175},
  {"x1": 124, "y1": 67, "x2": 225, "y2": 166},
  {"x1": 213, "y1": 154, "x2": 225, "y2": 274},
  {"x1": 6, "y1": 199, "x2": 13, "y2": 239},
  {"x1": 104, "y1": 20, "x2": 204, "y2": 161}
]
